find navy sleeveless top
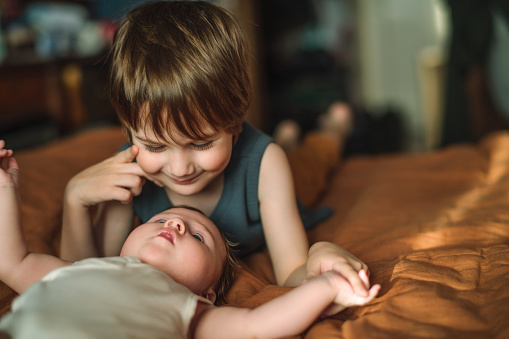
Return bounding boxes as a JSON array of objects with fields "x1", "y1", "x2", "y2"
[{"x1": 123, "y1": 122, "x2": 332, "y2": 255}]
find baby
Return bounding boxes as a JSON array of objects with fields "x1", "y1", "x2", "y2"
[{"x1": 0, "y1": 141, "x2": 380, "y2": 339}]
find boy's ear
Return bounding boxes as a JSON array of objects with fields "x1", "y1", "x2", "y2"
[{"x1": 202, "y1": 288, "x2": 216, "y2": 304}]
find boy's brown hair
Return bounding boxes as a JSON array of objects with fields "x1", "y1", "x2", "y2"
[{"x1": 109, "y1": 0, "x2": 251, "y2": 142}]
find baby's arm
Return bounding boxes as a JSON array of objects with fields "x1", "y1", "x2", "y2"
[
  {"x1": 0, "y1": 142, "x2": 70, "y2": 294},
  {"x1": 192, "y1": 270, "x2": 380, "y2": 339},
  {"x1": 61, "y1": 146, "x2": 145, "y2": 261}
]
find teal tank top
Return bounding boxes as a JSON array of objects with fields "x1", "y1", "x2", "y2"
[{"x1": 125, "y1": 122, "x2": 332, "y2": 255}]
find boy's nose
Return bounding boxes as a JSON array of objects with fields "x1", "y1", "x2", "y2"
[{"x1": 168, "y1": 151, "x2": 193, "y2": 177}]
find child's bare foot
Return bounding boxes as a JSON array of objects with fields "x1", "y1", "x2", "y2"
[
  {"x1": 274, "y1": 102, "x2": 353, "y2": 151},
  {"x1": 318, "y1": 102, "x2": 353, "y2": 144},
  {"x1": 273, "y1": 119, "x2": 301, "y2": 152}
]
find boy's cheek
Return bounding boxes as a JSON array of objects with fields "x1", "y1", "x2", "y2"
[{"x1": 136, "y1": 153, "x2": 163, "y2": 174}]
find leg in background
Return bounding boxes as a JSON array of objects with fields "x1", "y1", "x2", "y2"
[{"x1": 274, "y1": 102, "x2": 352, "y2": 207}]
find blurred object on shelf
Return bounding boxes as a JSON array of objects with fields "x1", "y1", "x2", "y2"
[
  {"x1": 25, "y1": 2, "x2": 88, "y2": 58},
  {"x1": 1, "y1": 1, "x2": 116, "y2": 64}
]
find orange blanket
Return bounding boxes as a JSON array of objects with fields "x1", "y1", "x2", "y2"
[{"x1": 1, "y1": 126, "x2": 509, "y2": 338}]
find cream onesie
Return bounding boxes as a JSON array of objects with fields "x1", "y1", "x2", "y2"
[{"x1": 0, "y1": 257, "x2": 212, "y2": 339}]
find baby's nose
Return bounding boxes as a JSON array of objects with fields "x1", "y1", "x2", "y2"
[{"x1": 166, "y1": 218, "x2": 186, "y2": 235}]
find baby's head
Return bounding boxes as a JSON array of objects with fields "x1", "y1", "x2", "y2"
[
  {"x1": 120, "y1": 206, "x2": 237, "y2": 304},
  {"x1": 110, "y1": 0, "x2": 250, "y2": 143}
]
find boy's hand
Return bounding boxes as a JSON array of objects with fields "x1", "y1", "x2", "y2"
[
  {"x1": 0, "y1": 140, "x2": 20, "y2": 188},
  {"x1": 320, "y1": 270, "x2": 380, "y2": 316},
  {"x1": 65, "y1": 145, "x2": 147, "y2": 207},
  {"x1": 306, "y1": 241, "x2": 370, "y2": 297}
]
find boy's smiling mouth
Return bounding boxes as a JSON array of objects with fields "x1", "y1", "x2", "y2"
[
  {"x1": 170, "y1": 174, "x2": 200, "y2": 185},
  {"x1": 157, "y1": 229, "x2": 175, "y2": 244}
]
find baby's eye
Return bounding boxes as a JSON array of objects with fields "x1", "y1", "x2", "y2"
[
  {"x1": 144, "y1": 145, "x2": 166, "y2": 153},
  {"x1": 192, "y1": 234, "x2": 203, "y2": 242},
  {"x1": 155, "y1": 219, "x2": 166, "y2": 223},
  {"x1": 190, "y1": 141, "x2": 213, "y2": 151}
]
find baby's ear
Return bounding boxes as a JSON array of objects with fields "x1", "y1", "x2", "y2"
[{"x1": 202, "y1": 287, "x2": 216, "y2": 304}]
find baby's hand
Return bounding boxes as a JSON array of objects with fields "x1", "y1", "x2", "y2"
[
  {"x1": 307, "y1": 241, "x2": 370, "y2": 297},
  {"x1": 65, "y1": 145, "x2": 147, "y2": 207},
  {"x1": 321, "y1": 270, "x2": 380, "y2": 316},
  {"x1": 0, "y1": 140, "x2": 20, "y2": 188}
]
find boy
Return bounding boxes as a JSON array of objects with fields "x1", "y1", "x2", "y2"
[
  {"x1": 0, "y1": 142, "x2": 380, "y2": 338},
  {"x1": 61, "y1": 0, "x2": 372, "y2": 298}
]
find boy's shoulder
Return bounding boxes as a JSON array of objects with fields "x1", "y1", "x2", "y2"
[{"x1": 234, "y1": 121, "x2": 273, "y2": 156}]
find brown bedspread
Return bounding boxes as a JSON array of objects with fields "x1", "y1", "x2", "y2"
[{"x1": 1, "y1": 126, "x2": 509, "y2": 338}]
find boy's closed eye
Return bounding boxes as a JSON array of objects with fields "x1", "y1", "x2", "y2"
[
  {"x1": 144, "y1": 144, "x2": 166, "y2": 153},
  {"x1": 190, "y1": 140, "x2": 215, "y2": 150},
  {"x1": 143, "y1": 141, "x2": 214, "y2": 152}
]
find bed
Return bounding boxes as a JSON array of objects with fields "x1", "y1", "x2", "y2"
[{"x1": 1, "y1": 125, "x2": 508, "y2": 338}]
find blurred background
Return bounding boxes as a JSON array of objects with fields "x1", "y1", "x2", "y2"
[{"x1": 1, "y1": 0, "x2": 508, "y2": 154}]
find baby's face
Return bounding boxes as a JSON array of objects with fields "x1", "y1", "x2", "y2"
[{"x1": 120, "y1": 207, "x2": 226, "y2": 297}]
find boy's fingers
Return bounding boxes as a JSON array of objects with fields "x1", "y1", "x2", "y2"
[
  {"x1": 111, "y1": 147, "x2": 149, "y2": 178},
  {"x1": 123, "y1": 162, "x2": 148, "y2": 177},
  {"x1": 358, "y1": 269, "x2": 370, "y2": 290},
  {"x1": 114, "y1": 174, "x2": 146, "y2": 196},
  {"x1": 116, "y1": 145, "x2": 139, "y2": 164}
]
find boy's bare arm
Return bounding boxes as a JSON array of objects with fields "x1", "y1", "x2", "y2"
[
  {"x1": 0, "y1": 146, "x2": 70, "y2": 294},
  {"x1": 259, "y1": 143, "x2": 372, "y2": 296},
  {"x1": 258, "y1": 143, "x2": 309, "y2": 286},
  {"x1": 60, "y1": 146, "x2": 145, "y2": 260},
  {"x1": 192, "y1": 271, "x2": 380, "y2": 339},
  {"x1": 61, "y1": 196, "x2": 134, "y2": 259}
]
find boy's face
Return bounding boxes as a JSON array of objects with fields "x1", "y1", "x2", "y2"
[
  {"x1": 120, "y1": 207, "x2": 226, "y2": 299},
  {"x1": 131, "y1": 123, "x2": 233, "y2": 197}
]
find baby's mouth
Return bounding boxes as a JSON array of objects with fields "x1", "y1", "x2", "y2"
[{"x1": 157, "y1": 229, "x2": 175, "y2": 244}]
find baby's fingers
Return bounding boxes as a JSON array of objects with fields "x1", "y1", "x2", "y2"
[
  {"x1": 0, "y1": 140, "x2": 13, "y2": 159},
  {"x1": 0, "y1": 149, "x2": 12, "y2": 157},
  {"x1": 333, "y1": 263, "x2": 369, "y2": 297},
  {"x1": 0, "y1": 157, "x2": 20, "y2": 187},
  {"x1": 362, "y1": 284, "x2": 381, "y2": 304},
  {"x1": 7, "y1": 157, "x2": 20, "y2": 183},
  {"x1": 345, "y1": 283, "x2": 381, "y2": 307}
]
